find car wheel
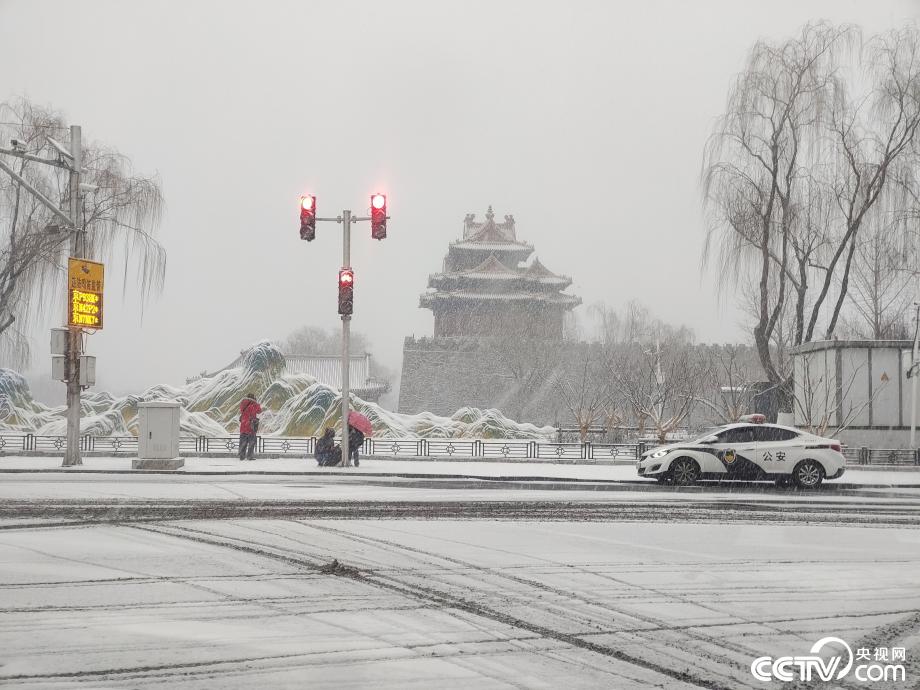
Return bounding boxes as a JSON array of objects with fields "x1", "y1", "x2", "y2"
[
  {"x1": 792, "y1": 459, "x2": 824, "y2": 489},
  {"x1": 670, "y1": 457, "x2": 700, "y2": 486}
]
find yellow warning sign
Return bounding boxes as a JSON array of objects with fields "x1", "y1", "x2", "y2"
[{"x1": 67, "y1": 257, "x2": 104, "y2": 329}]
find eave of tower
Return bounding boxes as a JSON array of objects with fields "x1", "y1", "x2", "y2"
[{"x1": 420, "y1": 291, "x2": 582, "y2": 307}]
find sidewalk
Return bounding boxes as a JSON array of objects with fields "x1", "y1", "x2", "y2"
[{"x1": 1, "y1": 454, "x2": 919, "y2": 487}]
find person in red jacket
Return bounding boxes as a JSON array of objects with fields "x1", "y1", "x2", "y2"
[{"x1": 238, "y1": 393, "x2": 262, "y2": 461}]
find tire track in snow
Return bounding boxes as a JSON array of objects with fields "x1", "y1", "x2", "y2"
[
  {"x1": 295, "y1": 521, "x2": 767, "y2": 682},
  {"x1": 127, "y1": 522, "x2": 737, "y2": 690}
]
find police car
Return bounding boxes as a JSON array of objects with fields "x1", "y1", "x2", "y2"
[{"x1": 636, "y1": 416, "x2": 846, "y2": 488}]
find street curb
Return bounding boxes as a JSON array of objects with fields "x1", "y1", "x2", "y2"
[{"x1": 0, "y1": 466, "x2": 917, "y2": 490}]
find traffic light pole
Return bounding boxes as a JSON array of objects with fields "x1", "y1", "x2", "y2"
[
  {"x1": 310, "y1": 199, "x2": 384, "y2": 468},
  {"x1": 340, "y1": 210, "x2": 352, "y2": 467}
]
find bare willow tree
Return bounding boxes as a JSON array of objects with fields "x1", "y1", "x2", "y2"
[
  {"x1": 703, "y1": 23, "x2": 920, "y2": 399},
  {"x1": 0, "y1": 98, "x2": 166, "y2": 367}
]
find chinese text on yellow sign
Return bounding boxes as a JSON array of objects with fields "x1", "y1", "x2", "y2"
[{"x1": 68, "y1": 257, "x2": 104, "y2": 329}]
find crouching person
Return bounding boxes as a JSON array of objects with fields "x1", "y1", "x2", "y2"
[{"x1": 315, "y1": 428, "x2": 343, "y2": 467}]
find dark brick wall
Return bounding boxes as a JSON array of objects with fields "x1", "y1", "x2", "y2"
[{"x1": 398, "y1": 337, "x2": 568, "y2": 426}]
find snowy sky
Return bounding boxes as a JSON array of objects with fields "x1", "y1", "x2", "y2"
[{"x1": 1, "y1": 0, "x2": 916, "y2": 399}]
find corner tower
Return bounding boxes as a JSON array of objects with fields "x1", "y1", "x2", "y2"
[
  {"x1": 399, "y1": 207, "x2": 581, "y2": 422},
  {"x1": 420, "y1": 207, "x2": 579, "y2": 340}
]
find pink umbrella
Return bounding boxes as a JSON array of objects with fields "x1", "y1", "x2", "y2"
[{"x1": 348, "y1": 410, "x2": 373, "y2": 437}]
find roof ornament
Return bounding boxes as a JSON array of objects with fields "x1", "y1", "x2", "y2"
[{"x1": 485, "y1": 205, "x2": 494, "y2": 221}]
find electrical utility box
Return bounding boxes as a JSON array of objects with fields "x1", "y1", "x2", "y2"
[
  {"x1": 137, "y1": 402, "x2": 181, "y2": 460},
  {"x1": 51, "y1": 356, "x2": 67, "y2": 382},
  {"x1": 79, "y1": 355, "x2": 96, "y2": 387},
  {"x1": 50, "y1": 328, "x2": 68, "y2": 356}
]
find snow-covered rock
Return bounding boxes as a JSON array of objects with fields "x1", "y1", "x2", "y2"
[{"x1": 0, "y1": 342, "x2": 554, "y2": 440}]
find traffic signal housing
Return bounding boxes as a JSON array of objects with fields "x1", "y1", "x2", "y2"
[
  {"x1": 300, "y1": 195, "x2": 316, "y2": 241},
  {"x1": 371, "y1": 193, "x2": 387, "y2": 240},
  {"x1": 338, "y1": 267, "x2": 354, "y2": 315}
]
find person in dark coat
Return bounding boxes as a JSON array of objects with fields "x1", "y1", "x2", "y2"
[
  {"x1": 347, "y1": 424, "x2": 365, "y2": 467},
  {"x1": 238, "y1": 393, "x2": 262, "y2": 461},
  {"x1": 315, "y1": 427, "x2": 342, "y2": 467}
]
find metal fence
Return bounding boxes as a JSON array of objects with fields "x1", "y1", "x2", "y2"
[
  {"x1": 1, "y1": 433, "x2": 918, "y2": 466},
  {"x1": 0, "y1": 433, "x2": 641, "y2": 463},
  {"x1": 842, "y1": 447, "x2": 920, "y2": 466}
]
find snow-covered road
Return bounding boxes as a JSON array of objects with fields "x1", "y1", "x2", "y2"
[
  {"x1": 1, "y1": 518, "x2": 918, "y2": 688},
  {"x1": 1, "y1": 461, "x2": 918, "y2": 687}
]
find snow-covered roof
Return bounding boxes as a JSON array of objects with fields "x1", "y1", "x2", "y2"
[
  {"x1": 523, "y1": 258, "x2": 567, "y2": 283},
  {"x1": 191, "y1": 352, "x2": 388, "y2": 395},
  {"x1": 470, "y1": 254, "x2": 518, "y2": 275},
  {"x1": 462, "y1": 205, "x2": 518, "y2": 242},
  {"x1": 284, "y1": 354, "x2": 383, "y2": 390},
  {"x1": 449, "y1": 240, "x2": 534, "y2": 253},
  {"x1": 428, "y1": 254, "x2": 571, "y2": 287},
  {"x1": 420, "y1": 291, "x2": 581, "y2": 306}
]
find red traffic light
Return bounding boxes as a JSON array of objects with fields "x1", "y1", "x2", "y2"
[
  {"x1": 371, "y1": 193, "x2": 387, "y2": 240},
  {"x1": 338, "y1": 268, "x2": 354, "y2": 315},
  {"x1": 300, "y1": 195, "x2": 316, "y2": 241}
]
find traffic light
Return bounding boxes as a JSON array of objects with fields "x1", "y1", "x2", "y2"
[
  {"x1": 338, "y1": 267, "x2": 354, "y2": 315},
  {"x1": 300, "y1": 195, "x2": 316, "y2": 241},
  {"x1": 371, "y1": 193, "x2": 387, "y2": 240}
]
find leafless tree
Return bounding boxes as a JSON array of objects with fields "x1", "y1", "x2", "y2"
[
  {"x1": 494, "y1": 336, "x2": 563, "y2": 421},
  {"x1": 837, "y1": 217, "x2": 915, "y2": 339},
  {"x1": 0, "y1": 98, "x2": 166, "y2": 367},
  {"x1": 281, "y1": 325, "x2": 371, "y2": 355},
  {"x1": 613, "y1": 337, "x2": 702, "y2": 444},
  {"x1": 703, "y1": 23, "x2": 920, "y2": 399},
  {"x1": 554, "y1": 344, "x2": 609, "y2": 441},
  {"x1": 694, "y1": 344, "x2": 761, "y2": 425}
]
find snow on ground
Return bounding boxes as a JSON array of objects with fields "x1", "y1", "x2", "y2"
[
  {"x1": 0, "y1": 519, "x2": 918, "y2": 688},
  {"x1": 1, "y1": 453, "x2": 919, "y2": 486}
]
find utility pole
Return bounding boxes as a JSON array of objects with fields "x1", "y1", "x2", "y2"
[
  {"x1": 304, "y1": 194, "x2": 387, "y2": 467},
  {"x1": 0, "y1": 125, "x2": 85, "y2": 467},
  {"x1": 63, "y1": 125, "x2": 83, "y2": 466}
]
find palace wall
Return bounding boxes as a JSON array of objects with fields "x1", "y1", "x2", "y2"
[
  {"x1": 398, "y1": 337, "x2": 570, "y2": 426},
  {"x1": 432, "y1": 303, "x2": 564, "y2": 339}
]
